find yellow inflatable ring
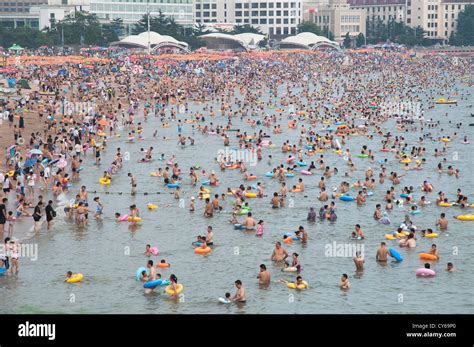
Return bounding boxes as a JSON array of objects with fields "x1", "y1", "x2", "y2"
[
  {"x1": 400, "y1": 159, "x2": 412, "y2": 164},
  {"x1": 421, "y1": 185, "x2": 433, "y2": 192},
  {"x1": 455, "y1": 214, "x2": 474, "y2": 221},
  {"x1": 425, "y1": 233, "x2": 438, "y2": 238},
  {"x1": 287, "y1": 281, "x2": 308, "y2": 290},
  {"x1": 245, "y1": 192, "x2": 257, "y2": 198},
  {"x1": 441, "y1": 138, "x2": 450, "y2": 143},
  {"x1": 165, "y1": 283, "x2": 183, "y2": 295},
  {"x1": 385, "y1": 234, "x2": 396, "y2": 240},
  {"x1": 99, "y1": 177, "x2": 111, "y2": 185},
  {"x1": 7, "y1": 170, "x2": 14, "y2": 177},
  {"x1": 439, "y1": 202, "x2": 452, "y2": 207},
  {"x1": 147, "y1": 203, "x2": 158, "y2": 210},
  {"x1": 66, "y1": 273, "x2": 83, "y2": 283},
  {"x1": 128, "y1": 217, "x2": 142, "y2": 223}
]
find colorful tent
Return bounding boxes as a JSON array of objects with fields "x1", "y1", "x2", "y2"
[{"x1": 8, "y1": 44, "x2": 24, "y2": 51}]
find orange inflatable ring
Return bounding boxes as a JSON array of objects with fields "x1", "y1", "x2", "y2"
[
  {"x1": 194, "y1": 247, "x2": 211, "y2": 255},
  {"x1": 419, "y1": 253, "x2": 438, "y2": 261},
  {"x1": 157, "y1": 263, "x2": 171, "y2": 269}
]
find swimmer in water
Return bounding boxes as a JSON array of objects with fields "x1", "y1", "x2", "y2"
[
  {"x1": 376, "y1": 242, "x2": 389, "y2": 262},
  {"x1": 340, "y1": 274, "x2": 350, "y2": 289}
]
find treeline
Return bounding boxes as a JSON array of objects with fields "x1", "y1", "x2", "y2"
[{"x1": 0, "y1": 5, "x2": 472, "y2": 49}]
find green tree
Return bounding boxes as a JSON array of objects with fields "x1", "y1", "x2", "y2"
[
  {"x1": 231, "y1": 24, "x2": 263, "y2": 35},
  {"x1": 101, "y1": 23, "x2": 119, "y2": 44},
  {"x1": 258, "y1": 36, "x2": 268, "y2": 49},
  {"x1": 193, "y1": 22, "x2": 209, "y2": 36},
  {"x1": 57, "y1": 12, "x2": 103, "y2": 45},
  {"x1": 111, "y1": 18, "x2": 124, "y2": 38},
  {"x1": 0, "y1": 27, "x2": 55, "y2": 48},
  {"x1": 296, "y1": 21, "x2": 323, "y2": 35},
  {"x1": 356, "y1": 33, "x2": 365, "y2": 47},
  {"x1": 451, "y1": 5, "x2": 474, "y2": 45},
  {"x1": 343, "y1": 32, "x2": 351, "y2": 48},
  {"x1": 448, "y1": 31, "x2": 456, "y2": 45}
]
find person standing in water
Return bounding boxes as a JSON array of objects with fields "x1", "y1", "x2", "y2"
[
  {"x1": 128, "y1": 173, "x2": 137, "y2": 195},
  {"x1": 231, "y1": 280, "x2": 246, "y2": 302},
  {"x1": 257, "y1": 264, "x2": 271, "y2": 286},
  {"x1": 353, "y1": 251, "x2": 364, "y2": 271},
  {"x1": 376, "y1": 242, "x2": 389, "y2": 262}
]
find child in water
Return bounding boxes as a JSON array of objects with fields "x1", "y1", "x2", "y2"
[
  {"x1": 220, "y1": 292, "x2": 232, "y2": 303},
  {"x1": 64, "y1": 271, "x2": 73, "y2": 282},
  {"x1": 256, "y1": 220, "x2": 264, "y2": 236}
]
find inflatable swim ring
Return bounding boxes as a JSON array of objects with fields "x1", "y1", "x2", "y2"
[
  {"x1": 287, "y1": 281, "x2": 308, "y2": 290},
  {"x1": 66, "y1": 273, "x2": 83, "y2": 283},
  {"x1": 389, "y1": 248, "x2": 403, "y2": 262},
  {"x1": 339, "y1": 196, "x2": 354, "y2": 202},
  {"x1": 194, "y1": 247, "x2": 211, "y2": 255},
  {"x1": 99, "y1": 177, "x2": 110, "y2": 185},
  {"x1": 416, "y1": 268, "x2": 436, "y2": 277},
  {"x1": 136, "y1": 267, "x2": 149, "y2": 281},
  {"x1": 147, "y1": 203, "x2": 158, "y2": 210},
  {"x1": 144, "y1": 279, "x2": 170, "y2": 289},
  {"x1": 118, "y1": 214, "x2": 129, "y2": 222},
  {"x1": 165, "y1": 284, "x2": 183, "y2": 295},
  {"x1": 419, "y1": 253, "x2": 438, "y2": 261},
  {"x1": 455, "y1": 214, "x2": 474, "y2": 221}
]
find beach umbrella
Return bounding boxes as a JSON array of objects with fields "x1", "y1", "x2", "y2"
[
  {"x1": 56, "y1": 160, "x2": 67, "y2": 169},
  {"x1": 23, "y1": 159, "x2": 36, "y2": 168},
  {"x1": 98, "y1": 119, "x2": 108, "y2": 126},
  {"x1": 29, "y1": 148, "x2": 43, "y2": 155},
  {"x1": 48, "y1": 159, "x2": 60, "y2": 166}
]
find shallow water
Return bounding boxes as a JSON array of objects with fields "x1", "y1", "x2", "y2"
[{"x1": 1, "y1": 83, "x2": 473, "y2": 314}]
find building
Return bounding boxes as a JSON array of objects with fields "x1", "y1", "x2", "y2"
[
  {"x1": 194, "y1": 0, "x2": 304, "y2": 39},
  {"x1": 30, "y1": 0, "x2": 90, "y2": 30},
  {"x1": 90, "y1": 0, "x2": 194, "y2": 31},
  {"x1": 199, "y1": 32, "x2": 266, "y2": 50},
  {"x1": 348, "y1": 0, "x2": 474, "y2": 43},
  {"x1": 0, "y1": 0, "x2": 47, "y2": 29},
  {"x1": 278, "y1": 31, "x2": 340, "y2": 49},
  {"x1": 409, "y1": 0, "x2": 473, "y2": 41},
  {"x1": 110, "y1": 31, "x2": 189, "y2": 52},
  {"x1": 306, "y1": 0, "x2": 366, "y2": 42}
]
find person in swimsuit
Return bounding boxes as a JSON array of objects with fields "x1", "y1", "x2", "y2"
[{"x1": 93, "y1": 197, "x2": 103, "y2": 220}]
